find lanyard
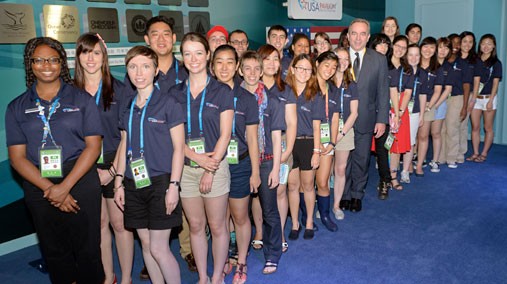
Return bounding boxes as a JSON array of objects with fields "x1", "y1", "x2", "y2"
[
  {"x1": 128, "y1": 90, "x2": 154, "y2": 160},
  {"x1": 340, "y1": 87, "x2": 344, "y2": 114},
  {"x1": 232, "y1": 97, "x2": 237, "y2": 137},
  {"x1": 324, "y1": 83, "x2": 329, "y2": 122},
  {"x1": 186, "y1": 76, "x2": 210, "y2": 137},
  {"x1": 175, "y1": 62, "x2": 179, "y2": 84},
  {"x1": 95, "y1": 80, "x2": 102, "y2": 106},
  {"x1": 412, "y1": 76, "x2": 419, "y2": 100},
  {"x1": 398, "y1": 67, "x2": 404, "y2": 92},
  {"x1": 36, "y1": 97, "x2": 61, "y2": 147},
  {"x1": 486, "y1": 66, "x2": 493, "y2": 83}
]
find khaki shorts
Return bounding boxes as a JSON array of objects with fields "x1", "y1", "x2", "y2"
[
  {"x1": 180, "y1": 159, "x2": 230, "y2": 198},
  {"x1": 423, "y1": 108, "x2": 436, "y2": 122},
  {"x1": 335, "y1": 128, "x2": 355, "y2": 151}
]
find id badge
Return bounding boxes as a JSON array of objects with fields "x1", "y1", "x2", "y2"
[
  {"x1": 130, "y1": 158, "x2": 151, "y2": 189},
  {"x1": 226, "y1": 139, "x2": 239, "y2": 164},
  {"x1": 320, "y1": 122, "x2": 330, "y2": 143},
  {"x1": 384, "y1": 133, "x2": 395, "y2": 151},
  {"x1": 279, "y1": 163, "x2": 289, "y2": 185},
  {"x1": 188, "y1": 137, "x2": 206, "y2": 167},
  {"x1": 97, "y1": 141, "x2": 104, "y2": 164},
  {"x1": 478, "y1": 82, "x2": 484, "y2": 95},
  {"x1": 408, "y1": 100, "x2": 414, "y2": 114},
  {"x1": 338, "y1": 118, "x2": 344, "y2": 133},
  {"x1": 39, "y1": 146, "x2": 63, "y2": 178}
]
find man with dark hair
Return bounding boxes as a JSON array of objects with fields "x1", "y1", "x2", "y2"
[
  {"x1": 405, "y1": 23, "x2": 422, "y2": 45},
  {"x1": 267, "y1": 25, "x2": 291, "y2": 79},
  {"x1": 229, "y1": 29, "x2": 249, "y2": 57}
]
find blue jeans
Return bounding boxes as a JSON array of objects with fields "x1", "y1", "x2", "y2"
[{"x1": 258, "y1": 159, "x2": 282, "y2": 263}]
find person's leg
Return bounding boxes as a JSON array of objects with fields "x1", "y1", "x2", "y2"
[
  {"x1": 149, "y1": 229, "x2": 181, "y2": 284},
  {"x1": 445, "y1": 96, "x2": 463, "y2": 165},
  {"x1": 182, "y1": 197, "x2": 209, "y2": 284},
  {"x1": 276, "y1": 184, "x2": 288, "y2": 245},
  {"x1": 333, "y1": 151, "x2": 350, "y2": 215},
  {"x1": 315, "y1": 155, "x2": 337, "y2": 231},
  {"x1": 390, "y1": 153, "x2": 402, "y2": 190},
  {"x1": 350, "y1": 132, "x2": 373, "y2": 199},
  {"x1": 300, "y1": 169, "x2": 316, "y2": 233},
  {"x1": 229, "y1": 196, "x2": 251, "y2": 265},
  {"x1": 203, "y1": 194, "x2": 230, "y2": 284},
  {"x1": 287, "y1": 168, "x2": 301, "y2": 231},
  {"x1": 375, "y1": 125, "x2": 391, "y2": 185},
  {"x1": 431, "y1": 119, "x2": 444, "y2": 163},
  {"x1": 416, "y1": 121, "x2": 431, "y2": 174},
  {"x1": 137, "y1": 229, "x2": 164, "y2": 284},
  {"x1": 179, "y1": 211, "x2": 192, "y2": 258},
  {"x1": 458, "y1": 111, "x2": 470, "y2": 163},
  {"x1": 481, "y1": 109, "x2": 496, "y2": 157},
  {"x1": 251, "y1": 195, "x2": 263, "y2": 245},
  {"x1": 106, "y1": 198, "x2": 134, "y2": 284},
  {"x1": 470, "y1": 109, "x2": 482, "y2": 159},
  {"x1": 100, "y1": 197, "x2": 114, "y2": 284}
]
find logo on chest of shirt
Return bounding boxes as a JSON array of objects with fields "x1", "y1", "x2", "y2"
[
  {"x1": 263, "y1": 112, "x2": 270, "y2": 117},
  {"x1": 148, "y1": 117, "x2": 166, "y2": 124},
  {"x1": 235, "y1": 110, "x2": 245, "y2": 116},
  {"x1": 329, "y1": 99, "x2": 337, "y2": 105},
  {"x1": 206, "y1": 102, "x2": 219, "y2": 110},
  {"x1": 62, "y1": 107, "x2": 80, "y2": 113},
  {"x1": 301, "y1": 106, "x2": 311, "y2": 112}
]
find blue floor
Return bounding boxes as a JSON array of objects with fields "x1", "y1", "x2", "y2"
[{"x1": 1, "y1": 143, "x2": 507, "y2": 284}]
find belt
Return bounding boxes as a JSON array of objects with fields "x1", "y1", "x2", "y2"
[
  {"x1": 477, "y1": 95, "x2": 491, "y2": 99},
  {"x1": 239, "y1": 151, "x2": 249, "y2": 161},
  {"x1": 260, "y1": 153, "x2": 274, "y2": 163},
  {"x1": 296, "y1": 136, "x2": 313, "y2": 139}
]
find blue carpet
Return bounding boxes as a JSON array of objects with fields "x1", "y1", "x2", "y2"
[{"x1": 1, "y1": 143, "x2": 506, "y2": 284}]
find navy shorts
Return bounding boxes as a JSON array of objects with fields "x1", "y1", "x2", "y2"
[
  {"x1": 229, "y1": 155, "x2": 252, "y2": 199},
  {"x1": 124, "y1": 174, "x2": 182, "y2": 230}
]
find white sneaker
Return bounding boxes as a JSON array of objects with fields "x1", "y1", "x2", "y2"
[
  {"x1": 429, "y1": 161, "x2": 440, "y2": 173},
  {"x1": 315, "y1": 210, "x2": 321, "y2": 219},
  {"x1": 400, "y1": 170, "x2": 410, "y2": 184},
  {"x1": 447, "y1": 163, "x2": 458, "y2": 169},
  {"x1": 333, "y1": 208, "x2": 345, "y2": 220}
]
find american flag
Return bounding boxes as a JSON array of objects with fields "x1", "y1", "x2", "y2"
[{"x1": 310, "y1": 26, "x2": 348, "y2": 49}]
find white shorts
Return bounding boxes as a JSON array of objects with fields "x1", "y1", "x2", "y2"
[
  {"x1": 474, "y1": 96, "x2": 497, "y2": 111},
  {"x1": 409, "y1": 112, "x2": 420, "y2": 146}
]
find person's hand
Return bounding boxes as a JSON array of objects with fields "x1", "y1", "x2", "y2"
[
  {"x1": 199, "y1": 171, "x2": 214, "y2": 194},
  {"x1": 268, "y1": 169, "x2": 279, "y2": 189},
  {"x1": 486, "y1": 100, "x2": 493, "y2": 112},
  {"x1": 44, "y1": 184, "x2": 70, "y2": 207},
  {"x1": 58, "y1": 194, "x2": 80, "y2": 213},
  {"x1": 311, "y1": 153, "x2": 320, "y2": 170},
  {"x1": 281, "y1": 151, "x2": 290, "y2": 164},
  {"x1": 467, "y1": 99, "x2": 475, "y2": 113},
  {"x1": 374, "y1": 123, "x2": 386, "y2": 138},
  {"x1": 321, "y1": 144, "x2": 334, "y2": 155},
  {"x1": 459, "y1": 107, "x2": 467, "y2": 121},
  {"x1": 165, "y1": 185, "x2": 179, "y2": 215},
  {"x1": 97, "y1": 168, "x2": 113, "y2": 186},
  {"x1": 194, "y1": 152, "x2": 219, "y2": 172},
  {"x1": 419, "y1": 115, "x2": 424, "y2": 128},
  {"x1": 114, "y1": 185, "x2": 125, "y2": 211},
  {"x1": 250, "y1": 173, "x2": 261, "y2": 193}
]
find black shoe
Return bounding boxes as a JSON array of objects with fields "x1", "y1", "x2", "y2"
[
  {"x1": 339, "y1": 199, "x2": 350, "y2": 211},
  {"x1": 140, "y1": 265, "x2": 150, "y2": 280},
  {"x1": 184, "y1": 253, "x2": 198, "y2": 272},
  {"x1": 378, "y1": 182, "x2": 389, "y2": 200},
  {"x1": 303, "y1": 229, "x2": 314, "y2": 240},
  {"x1": 288, "y1": 224, "x2": 301, "y2": 240},
  {"x1": 350, "y1": 198, "x2": 362, "y2": 212}
]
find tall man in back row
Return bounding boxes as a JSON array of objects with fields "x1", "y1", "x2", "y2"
[{"x1": 341, "y1": 18, "x2": 390, "y2": 212}]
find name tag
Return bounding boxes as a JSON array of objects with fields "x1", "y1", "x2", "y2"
[
  {"x1": 320, "y1": 122, "x2": 330, "y2": 143},
  {"x1": 97, "y1": 141, "x2": 104, "y2": 164},
  {"x1": 338, "y1": 118, "x2": 344, "y2": 133},
  {"x1": 279, "y1": 163, "x2": 289, "y2": 185},
  {"x1": 478, "y1": 82, "x2": 484, "y2": 94},
  {"x1": 408, "y1": 100, "x2": 414, "y2": 114},
  {"x1": 39, "y1": 146, "x2": 63, "y2": 178},
  {"x1": 188, "y1": 137, "x2": 206, "y2": 167},
  {"x1": 130, "y1": 158, "x2": 151, "y2": 189},
  {"x1": 226, "y1": 139, "x2": 239, "y2": 164},
  {"x1": 384, "y1": 133, "x2": 395, "y2": 151}
]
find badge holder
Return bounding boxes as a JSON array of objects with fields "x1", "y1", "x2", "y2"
[
  {"x1": 384, "y1": 133, "x2": 395, "y2": 151},
  {"x1": 478, "y1": 83, "x2": 484, "y2": 95},
  {"x1": 338, "y1": 118, "x2": 344, "y2": 133},
  {"x1": 226, "y1": 138, "x2": 239, "y2": 164},
  {"x1": 320, "y1": 122, "x2": 330, "y2": 143},
  {"x1": 408, "y1": 100, "x2": 415, "y2": 114},
  {"x1": 279, "y1": 163, "x2": 289, "y2": 185},
  {"x1": 130, "y1": 157, "x2": 151, "y2": 189},
  {"x1": 39, "y1": 145, "x2": 63, "y2": 178},
  {"x1": 97, "y1": 141, "x2": 104, "y2": 164},
  {"x1": 188, "y1": 137, "x2": 206, "y2": 167}
]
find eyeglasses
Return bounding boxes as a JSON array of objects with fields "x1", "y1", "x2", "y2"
[
  {"x1": 294, "y1": 66, "x2": 312, "y2": 74},
  {"x1": 30, "y1": 57, "x2": 62, "y2": 66},
  {"x1": 230, "y1": 40, "x2": 248, "y2": 46},
  {"x1": 394, "y1": 44, "x2": 407, "y2": 51},
  {"x1": 209, "y1": 36, "x2": 226, "y2": 43}
]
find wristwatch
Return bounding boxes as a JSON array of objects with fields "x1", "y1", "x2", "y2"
[{"x1": 169, "y1": 181, "x2": 180, "y2": 187}]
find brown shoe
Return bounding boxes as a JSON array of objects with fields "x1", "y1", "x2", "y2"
[
  {"x1": 184, "y1": 253, "x2": 198, "y2": 272},
  {"x1": 139, "y1": 265, "x2": 150, "y2": 280}
]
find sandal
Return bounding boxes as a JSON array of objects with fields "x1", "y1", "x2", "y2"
[
  {"x1": 223, "y1": 259, "x2": 234, "y2": 275},
  {"x1": 251, "y1": 239, "x2": 263, "y2": 250},
  {"x1": 466, "y1": 154, "x2": 479, "y2": 161},
  {"x1": 474, "y1": 155, "x2": 487, "y2": 163},
  {"x1": 391, "y1": 171, "x2": 403, "y2": 191},
  {"x1": 262, "y1": 261, "x2": 278, "y2": 275},
  {"x1": 282, "y1": 242, "x2": 288, "y2": 253},
  {"x1": 232, "y1": 263, "x2": 247, "y2": 284}
]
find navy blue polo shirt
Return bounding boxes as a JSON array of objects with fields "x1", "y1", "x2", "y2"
[
  {"x1": 169, "y1": 77, "x2": 234, "y2": 153},
  {"x1": 474, "y1": 59, "x2": 503, "y2": 94},
  {"x1": 281, "y1": 56, "x2": 292, "y2": 80},
  {"x1": 409, "y1": 68, "x2": 429, "y2": 114},
  {"x1": 295, "y1": 90, "x2": 326, "y2": 136},
  {"x1": 262, "y1": 94, "x2": 286, "y2": 155},
  {"x1": 337, "y1": 82, "x2": 359, "y2": 122},
  {"x1": 123, "y1": 56, "x2": 188, "y2": 96},
  {"x1": 120, "y1": 87, "x2": 185, "y2": 179},
  {"x1": 389, "y1": 67, "x2": 415, "y2": 93},
  {"x1": 233, "y1": 84, "x2": 259, "y2": 155},
  {"x1": 423, "y1": 67, "x2": 438, "y2": 101},
  {"x1": 462, "y1": 57, "x2": 475, "y2": 85},
  {"x1": 268, "y1": 84, "x2": 297, "y2": 105},
  {"x1": 447, "y1": 58, "x2": 469, "y2": 96},
  {"x1": 6, "y1": 81, "x2": 103, "y2": 166},
  {"x1": 324, "y1": 83, "x2": 340, "y2": 127},
  {"x1": 95, "y1": 78, "x2": 128, "y2": 156}
]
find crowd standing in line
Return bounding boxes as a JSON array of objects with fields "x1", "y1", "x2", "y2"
[{"x1": 5, "y1": 15, "x2": 502, "y2": 284}]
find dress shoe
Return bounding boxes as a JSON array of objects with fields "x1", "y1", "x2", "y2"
[
  {"x1": 139, "y1": 265, "x2": 150, "y2": 280},
  {"x1": 377, "y1": 181, "x2": 389, "y2": 200},
  {"x1": 339, "y1": 199, "x2": 350, "y2": 211},
  {"x1": 350, "y1": 198, "x2": 362, "y2": 212},
  {"x1": 184, "y1": 253, "x2": 198, "y2": 272}
]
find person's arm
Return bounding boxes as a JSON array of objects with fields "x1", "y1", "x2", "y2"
[
  {"x1": 399, "y1": 89, "x2": 412, "y2": 115},
  {"x1": 166, "y1": 123, "x2": 185, "y2": 215},
  {"x1": 427, "y1": 85, "x2": 442, "y2": 110},
  {"x1": 281, "y1": 104, "x2": 297, "y2": 163},
  {"x1": 468, "y1": 76, "x2": 480, "y2": 112},
  {"x1": 311, "y1": 120, "x2": 321, "y2": 170},
  {"x1": 461, "y1": 82, "x2": 471, "y2": 120},
  {"x1": 9, "y1": 145, "x2": 55, "y2": 193},
  {"x1": 389, "y1": 87, "x2": 400, "y2": 131},
  {"x1": 268, "y1": 130, "x2": 282, "y2": 188},
  {"x1": 435, "y1": 85, "x2": 452, "y2": 107},
  {"x1": 323, "y1": 112, "x2": 338, "y2": 154},
  {"x1": 486, "y1": 78, "x2": 500, "y2": 111},
  {"x1": 418, "y1": 94, "x2": 427, "y2": 127},
  {"x1": 246, "y1": 124, "x2": 260, "y2": 193},
  {"x1": 114, "y1": 131, "x2": 127, "y2": 211}
]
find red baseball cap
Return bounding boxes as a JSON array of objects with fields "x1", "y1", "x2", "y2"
[{"x1": 207, "y1": 25, "x2": 228, "y2": 41}]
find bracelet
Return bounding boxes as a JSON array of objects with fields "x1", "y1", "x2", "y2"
[
  {"x1": 340, "y1": 131, "x2": 347, "y2": 136},
  {"x1": 113, "y1": 185, "x2": 124, "y2": 193},
  {"x1": 205, "y1": 169, "x2": 216, "y2": 175},
  {"x1": 329, "y1": 142, "x2": 336, "y2": 147},
  {"x1": 313, "y1": 148, "x2": 322, "y2": 153},
  {"x1": 169, "y1": 181, "x2": 180, "y2": 187},
  {"x1": 115, "y1": 174, "x2": 124, "y2": 179}
]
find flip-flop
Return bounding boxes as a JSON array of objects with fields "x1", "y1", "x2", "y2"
[
  {"x1": 474, "y1": 155, "x2": 487, "y2": 163},
  {"x1": 250, "y1": 240, "x2": 263, "y2": 250},
  {"x1": 466, "y1": 154, "x2": 479, "y2": 161},
  {"x1": 262, "y1": 261, "x2": 278, "y2": 275}
]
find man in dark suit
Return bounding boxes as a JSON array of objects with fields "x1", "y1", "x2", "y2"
[{"x1": 341, "y1": 18, "x2": 390, "y2": 212}]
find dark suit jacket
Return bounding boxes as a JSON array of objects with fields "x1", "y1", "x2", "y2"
[{"x1": 353, "y1": 48, "x2": 390, "y2": 134}]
